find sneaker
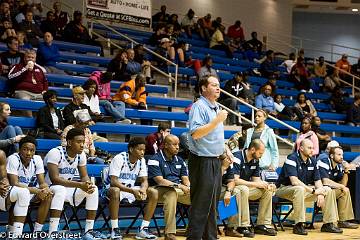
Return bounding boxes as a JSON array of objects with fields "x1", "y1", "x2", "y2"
[
  {"x1": 110, "y1": 228, "x2": 123, "y2": 239},
  {"x1": 136, "y1": 228, "x2": 157, "y2": 239},
  {"x1": 321, "y1": 223, "x2": 343, "y2": 233},
  {"x1": 82, "y1": 230, "x2": 107, "y2": 240},
  {"x1": 338, "y1": 221, "x2": 359, "y2": 229},
  {"x1": 116, "y1": 119, "x2": 131, "y2": 124},
  {"x1": 293, "y1": 222, "x2": 307, "y2": 235}
]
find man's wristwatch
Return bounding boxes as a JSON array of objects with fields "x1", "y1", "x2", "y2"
[{"x1": 172, "y1": 184, "x2": 179, "y2": 188}]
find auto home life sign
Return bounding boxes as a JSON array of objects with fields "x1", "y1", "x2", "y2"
[{"x1": 86, "y1": 0, "x2": 151, "y2": 28}]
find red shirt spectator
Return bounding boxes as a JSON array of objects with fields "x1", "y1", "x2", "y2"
[
  {"x1": 227, "y1": 20, "x2": 244, "y2": 41},
  {"x1": 145, "y1": 122, "x2": 171, "y2": 156},
  {"x1": 335, "y1": 54, "x2": 351, "y2": 74}
]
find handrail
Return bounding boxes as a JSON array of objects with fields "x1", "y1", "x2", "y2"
[
  {"x1": 89, "y1": 19, "x2": 179, "y2": 98},
  {"x1": 219, "y1": 92, "x2": 296, "y2": 147}
]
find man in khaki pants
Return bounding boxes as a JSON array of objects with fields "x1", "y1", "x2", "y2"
[
  {"x1": 276, "y1": 139, "x2": 342, "y2": 235},
  {"x1": 317, "y1": 146, "x2": 358, "y2": 229},
  {"x1": 229, "y1": 139, "x2": 277, "y2": 237},
  {"x1": 148, "y1": 135, "x2": 191, "y2": 240}
]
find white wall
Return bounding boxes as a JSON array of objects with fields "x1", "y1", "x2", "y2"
[
  {"x1": 152, "y1": 0, "x2": 293, "y2": 52},
  {"x1": 293, "y1": 11, "x2": 360, "y2": 63}
]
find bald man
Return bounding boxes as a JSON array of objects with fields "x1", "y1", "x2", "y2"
[
  {"x1": 148, "y1": 135, "x2": 191, "y2": 240},
  {"x1": 276, "y1": 139, "x2": 341, "y2": 235}
]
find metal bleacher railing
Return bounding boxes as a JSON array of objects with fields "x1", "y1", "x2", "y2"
[
  {"x1": 87, "y1": 19, "x2": 180, "y2": 98},
  {"x1": 219, "y1": 89, "x2": 299, "y2": 148}
]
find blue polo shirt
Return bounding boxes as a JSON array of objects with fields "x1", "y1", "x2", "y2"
[
  {"x1": 255, "y1": 94, "x2": 275, "y2": 112},
  {"x1": 277, "y1": 152, "x2": 320, "y2": 187},
  {"x1": 222, "y1": 165, "x2": 234, "y2": 185},
  {"x1": 232, "y1": 149, "x2": 260, "y2": 181},
  {"x1": 188, "y1": 96, "x2": 225, "y2": 157},
  {"x1": 317, "y1": 157, "x2": 344, "y2": 183},
  {"x1": 147, "y1": 150, "x2": 188, "y2": 186}
]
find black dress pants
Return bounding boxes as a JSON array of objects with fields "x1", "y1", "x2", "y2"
[{"x1": 187, "y1": 153, "x2": 222, "y2": 240}]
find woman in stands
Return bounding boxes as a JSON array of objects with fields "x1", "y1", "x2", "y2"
[
  {"x1": 243, "y1": 109, "x2": 279, "y2": 171},
  {"x1": 295, "y1": 117, "x2": 319, "y2": 156},
  {"x1": 37, "y1": 90, "x2": 64, "y2": 139},
  {"x1": 16, "y1": 31, "x2": 32, "y2": 52},
  {"x1": 294, "y1": 92, "x2": 317, "y2": 119},
  {"x1": 107, "y1": 49, "x2": 128, "y2": 80},
  {"x1": 311, "y1": 116, "x2": 331, "y2": 152},
  {"x1": 0, "y1": 102, "x2": 25, "y2": 155}
]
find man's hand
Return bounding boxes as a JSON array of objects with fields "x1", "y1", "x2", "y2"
[
  {"x1": 254, "y1": 181, "x2": 269, "y2": 189},
  {"x1": 179, "y1": 184, "x2": 190, "y2": 195},
  {"x1": 132, "y1": 189, "x2": 143, "y2": 200},
  {"x1": 14, "y1": 135, "x2": 26, "y2": 143},
  {"x1": 267, "y1": 183, "x2": 277, "y2": 192},
  {"x1": 341, "y1": 185, "x2": 349, "y2": 193},
  {"x1": 216, "y1": 110, "x2": 228, "y2": 123},
  {"x1": 224, "y1": 191, "x2": 231, "y2": 206},
  {"x1": 0, "y1": 178, "x2": 10, "y2": 198},
  {"x1": 316, "y1": 194, "x2": 325, "y2": 208},
  {"x1": 36, "y1": 187, "x2": 53, "y2": 200},
  {"x1": 80, "y1": 181, "x2": 95, "y2": 194},
  {"x1": 139, "y1": 188, "x2": 147, "y2": 200},
  {"x1": 314, "y1": 187, "x2": 326, "y2": 196}
]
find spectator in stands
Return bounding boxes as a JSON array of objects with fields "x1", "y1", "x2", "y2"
[
  {"x1": 145, "y1": 122, "x2": 171, "y2": 157},
  {"x1": 165, "y1": 24, "x2": 178, "y2": 42},
  {"x1": 346, "y1": 93, "x2": 360, "y2": 126},
  {"x1": 40, "y1": 11, "x2": 57, "y2": 39},
  {"x1": 0, "y1": 36, "x2": 24, "y2": 77},
  {"x1": 36, "y1": 32, "x2": 64, "y2": 74},
  {"x1": 82, "y1": 79, "x2": 102, "y2": 120},
  {"x1": 113, "y1": 73, "x2": 147, "y2": 110},
  {"x1": 335, "y1": 54, "x2": 351, "y2": 79},
  {"x1": 8, "y1": 49, "x2": 47, "y2": 117},
  {"x1": 167, "y1": 14, "x2": 181, "y2": 36},
  {"x1": 18, "y1": 10, "x2": 42, "y2": 47},
  {"x1": 296, "y1": 117, "x2": 319, "y2": 155},
  {"x1": 148, "y1": 24, "x2": 167, "y2": 46},
  {"x1": 276, "y1": 138, "x2": 343, "y2": 235},
  {"x1": 330, "y1": 87, "x2": 349, "y2": 113},
  {"x1": 0, "y1": 102, "x2": 25, "y2": 155},
  {"x1": 290, "y1": 57, "x2": 312, "y2": 93},
  {"x1": 314, "y1": 56, "x2": 327, "y2": 78},
  {"x1": 219, "y1": 72, "x2": 254, "y2": 125},
  {"x1": 152, "y1": 5, "x2": 169, "y2": 29},
  {"x1": 88, "y1": 72, "x2": 131, "y2": 124},
  {"x1": 351, "y1": 57, "x2": 360, "y2": 77},
  {"x1": 227, "y1": 20, "x2": 245, "y2": 44},
  {"x1": 63, "y1": 10, "x2": 103, "y2": 55},
  {"x1": 281, "y1": 52, "x2": 296, "y2": 74},
  {"x1": 260, "y1": 50, "x2": 279, "y2": 78},
  {"x1": 154, "y1": 38, "x2": 176, "y2": 67},
  {"x1": 245, "y1": 31, "x2": 262, "y2": 53},
  {"x1": 255, "y1": 84, "x2": 277, "y2": 116},
  {"x1": 126, "y1": 48, "x2": 153, "y2": 84},
  {"x1": 209, "y1": 24, "x2": 233, "y2": 58},
  {"x1": 105, "y1": 137, "x2": 158, "y2": 240},
  {"x1": 52, "y1": 1, "x2": 68, "y2": 34},
  {"x1": 148, "y1": 135, "x2": 192, "y2": 240},
  {"x1": 317, "y1": 146, "x2": 359, "y2": 230},
  {"x1": 107, "y1": 49, "x2": 128, "y2": 80},
  {"x1": 181, "y1": 9, "x2": 196, "y2": 38},
  {"x1": 318, "y1": 140, "x2": 339, "y2": 160},
  {"x1": 17, "y1": 30, "x2": 32, "y2": 51},
  {"x1": 294, "y1": 93, "x2": 317, "y2": 119},
  {"x1": 231, "y1": 139, "x2": 277, "y2": 237},
  {"x1": 274, "y1": 94, "x2": 299, "y2": 121},
  {"x1": 198, "y1": 56, "x2": 218, "y2": 79},
  {"x1": 0, "y1": 2, "x2": 11, "y2": 20},
  {"x1": 62, "y1": 86, "x2": 97, "y2": 127},
  {"x1": 0, "y1": 18, "x2": 16, "y2": 42},
  {"x1": 14, "y1": 3, "x2": 29, "y2": 25},
  {"x1": 324, "y1": 69, "x2": 341, "y2": 93},
  {"x1": 244, "y1": 110, "x2": 279, "y2": 170},
  {"x1": 197, "y1": 13, "x2": 213, "y2": 41},
  {"x1": 262, "y1": 74, "x2": 277, "y2": 96},
  {"x1": 37, "y1": 90, "x2": 64, "y2": 139},
  {"x1": 61, "y1": 110, "x2": 106, "y2": 164},
  {"x1": 28, "y1": 0, "x2": 43, "y2": 20},
  {"x1": 311, "y1": 116, "x2": 331, "y2": 152}
]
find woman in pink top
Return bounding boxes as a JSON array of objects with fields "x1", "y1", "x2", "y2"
[{"x1": 295, "y1": 117, "x2": 319, "y2": 156}]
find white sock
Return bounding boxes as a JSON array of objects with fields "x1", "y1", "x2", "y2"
[
  {"x1": 48, "y1": 218, "x2": 60, "y2": 234},
  {"x1": 111, "y1": 219, "x2": 118, "y2": 230},
  {"x1": 140, "y1": 220, "x2": 150, "y2": 230},
  {"x1": 34, "y1": 222, "x2": 43, "y2": 232},
  {"x1": 13, "y1": 222, "x2": 24, "y2": 238},
  {"x1": 85, "y1": 220, "x2": 94, "y2": 233}
]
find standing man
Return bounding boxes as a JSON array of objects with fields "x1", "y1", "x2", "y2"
[
  {"x1": 187, "y1": 75, "x2": 227, "y2": 240},
  {"x1": 317, "y1": 146, "x2": 358, "y2": 229}
]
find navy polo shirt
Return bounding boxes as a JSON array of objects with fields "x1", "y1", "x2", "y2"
[
  {"x1": 317, "y1": 158, "x2": 344, "y2": 183},
  {"x1": 222, "y1": 165, "x2": 234, "y2": 185},
  {"x1": 232, "y1": 149, "x2": 260, "y2": 181},
  {"x1": 147, "y1": 150, "x2": 188, "y2": 186},
  {"x1": 277, "y1": 152, "x2": 320, "y2": 187}
]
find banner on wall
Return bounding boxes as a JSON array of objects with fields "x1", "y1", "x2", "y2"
[{"x1": 86, "y1": 0, "x2": 152, "y2": 28}]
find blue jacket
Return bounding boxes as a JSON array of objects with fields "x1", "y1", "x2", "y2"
[
  {"x1": 243, "y1": 124, "x2": 279, "y2": 169},
  {"x1": 36, "y1": 42, "x2": 60, "y2": 67}
]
